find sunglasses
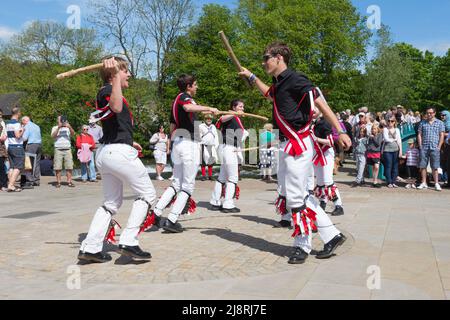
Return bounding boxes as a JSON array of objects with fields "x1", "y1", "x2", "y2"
[
  {"x1": 388, "y1": 120, "x2": 396, "y2": 123},
  {"x1": 262, "y1": 54, "x2": 274, "y2": 62}
]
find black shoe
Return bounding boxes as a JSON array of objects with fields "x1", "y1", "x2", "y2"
[
  {"x1": 118, "y1": 245, "x2": 151, "y2": 260},
  {"x1": 221, "y1": 207, "x2": 241, "y2": 213},
  {"x1": 372, "y1": 183, "x2": 382, "y2": 188},
  {"x1": 315, "y1": 233, "x2": 347, "y2": 259},
  {"x1": 154, "y1": 215, "x2": 162, "y2": 228},
  {"x1": 162, "y1": 219, "x2": 184, "y2": 233},
  {"x1": 78, "y1": 251, "x2": 112, "y2": 263},
  {"x1": 320, "y1": 201, "x2": 327, "y2": 210},
  {"x1": 288, "y1": 247, "x2": 308, "y2": 264},
  {"x1": 200, "y1": 176, "x2": 206, "y2": 181},
  {"x1": 208, "y1": 176, "x2": 214, "y2": 181},
  {"x1": 32, "y1": 182, "x2": 40, "y2": 187},
  {"x1": 278, "y1": 220, "x2": 292, "y2": 228},
  {"x1": 21, "y1": 184, "x2": 34, "y2": 189},
  {"x1": 331, "y1": 206, "x2": 344, "y2": 216},
  {"x1": 351, "y1": 182, "x2": 361, "y2": 188},
  {"x1": 209, "y1": 204, "x2": 222, "y2": 211}
]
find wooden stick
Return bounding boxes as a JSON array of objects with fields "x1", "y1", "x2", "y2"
[
  {"x1": 218, "y1": 31, "x2": 252, "y2": 87},
  {"x1": 217, "y1": 111, "x2": 268, "y2": 122},
  {"x1": 234, "y1": 144, "x2": 279, "y2": 153},
  {"x1": 234, "y1": 146, "x2": 261, "y2": 152},
  {"x1": 56, "y1": 63, "x2": 103, "y2": 80}
]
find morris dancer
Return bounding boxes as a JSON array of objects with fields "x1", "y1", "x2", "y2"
[
  {"x1": 209, "y1": 99, "x2": 245, "y2": 213},
  {"x1": 79, "y1": 57, "x2": 157, "y2": 263},
  {"x1": 239, "y1": 42, "x2": 351, "y2": 264},
  {"x1": 153, "y1": 74, "x2": 219, "y2": 233},
  {"x1": 312, "y1": 115, "x2": 345, "y2": 216}
]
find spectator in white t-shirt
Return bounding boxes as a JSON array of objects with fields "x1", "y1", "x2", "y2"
[{"x1": 51, "y1": 115, "x2": 75, "y2": 188}]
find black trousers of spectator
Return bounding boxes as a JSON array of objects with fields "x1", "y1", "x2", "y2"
[
  {"x1": 25, "y1": 143, "x2": 42, "y2": 184},
  {"x1": 406, "y1": 165, "x2": 419, "y2": 182},
  {"x1": 0, "y1": 157, "x2": 8, "y2": 188}
]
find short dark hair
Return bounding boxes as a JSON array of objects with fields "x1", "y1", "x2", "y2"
[
  {"x1": 230, "y1": 99, "x2": 244, "y2": 110},
  {"x1": 264, "y1": 41, "x2": 293, "y2": 65},
  {"x1": 99, "y1": 56, "x2": 129, "y2": 83},
  {"x1": 177, "y1": 74, "x2": 196, "y2": 92},
  {"x1": 425, "y1": 106, "x2": 436, "y2": 113}
]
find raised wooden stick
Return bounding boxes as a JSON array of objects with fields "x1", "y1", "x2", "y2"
[
  {"x1": 217, "y1": 111, "x2": 268, "y2": 122},
  {"x1": 219, "y1": 31, "x2": 252, "y2": 87},
  {"x1": 56, "y1": 63, "x2": 103, "y2": 80}
]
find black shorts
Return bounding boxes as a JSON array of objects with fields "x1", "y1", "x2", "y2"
[
  {"x1": 367, "y1": 157, "x2": 380, "y2": 166},
  {"x1": 8, "y1": 146, "x2": 25, "y2": 170}
]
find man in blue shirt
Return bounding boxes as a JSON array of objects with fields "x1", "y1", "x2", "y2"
[
  {"x1": 417, "y1": 107, "x2": 445, "y2": 191},
  {"x1": 22, "y1": 116, "x2": 42, "y2": 186}
]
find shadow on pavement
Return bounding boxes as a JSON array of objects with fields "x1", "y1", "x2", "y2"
[
  {"x1": 201, "y1": 228, "x2": 292, "y2": 258},
  {"x1": 231, "y1": 214, "x2": 279, "y2": 228}
]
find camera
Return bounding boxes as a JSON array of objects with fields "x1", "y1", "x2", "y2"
[{"x1": 60, "y1": 115, "x2": 68, "y2": 125}]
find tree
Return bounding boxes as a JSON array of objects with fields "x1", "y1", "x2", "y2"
[
  {"x1": 88, "y1": 0, "x2": 151, "y2": 78},
  {"x1": 362, "y1": 26, "x2": 412, "y2": 111},
  {"x1": 3, "y1": 21, "x2": 101, "y2": 67},
  {"x1": 430, "y1": 49, "x2": 450, "y2": 109},
  {"x1": 136, "y1": 0, "x2": 195, "y2": 97}
]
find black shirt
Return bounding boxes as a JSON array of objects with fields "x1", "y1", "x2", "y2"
[
  {"x1": 218, "y1": 116, "x2": 244, "y2": 146},
  {"x1": 270, "y1": 69, "x2": 317, "y2": 138},
  {"x1": 170, "y1": 92, "x2": 198, "y2": 140},
  {"x1": 313, "y1": 118, "x2": 333, "y2": 139},
  {"x1": 97, "y1": 84, "x2": 134, "y2": 146}
]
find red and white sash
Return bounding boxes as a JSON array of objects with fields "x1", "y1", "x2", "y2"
[{"x1": 272, "y1": 86, "x2": 326, "y2": 166}]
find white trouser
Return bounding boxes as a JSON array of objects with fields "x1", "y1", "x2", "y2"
[
  {"x1": 210, "y1": 144, "x2": 239, "y2": 209},
  {"x1": 307, "y1": 165, "x2": 315, "y2": 192},
  {"x1": 314, "y1": 148, "x2": 343, "y2": 206},
  {"x1": 155, "y1": 138, "x2": 200, "y2": 223},
  {"x1": 278, "y1": 136, "x2": 340, "y2": 253},
  {"x1": 202, "y1": 144, "x2": 216, "y2": 165},
  {"x1": 80, "y1": 144, "x2": 156, "y2": 254}
]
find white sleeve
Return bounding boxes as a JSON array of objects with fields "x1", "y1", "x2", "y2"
[
  {"x1": 383, "y1": 128, "x2": 395, "y2": 143},
  {"x1": 149, "y1": 133, "x2": 159, "y2": 144}
]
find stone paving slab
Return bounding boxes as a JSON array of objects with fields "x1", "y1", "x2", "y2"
[{"x1": 0, "y1": 163, "x2": 449, "y2": 300}]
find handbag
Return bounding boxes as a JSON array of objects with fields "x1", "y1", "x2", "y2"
[{"x1": 24, "y1": 155, "x2": 32, "y2": 170}]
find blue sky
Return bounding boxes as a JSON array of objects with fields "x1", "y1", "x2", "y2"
[{"x1": 1, "y1": 0, "x2": 449, "y2": 56}]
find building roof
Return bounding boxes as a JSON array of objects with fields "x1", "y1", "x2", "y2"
[{"x1": 0, "y1": 92, "x2": 25, "y2": 116}]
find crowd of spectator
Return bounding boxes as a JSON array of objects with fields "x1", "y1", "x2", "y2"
[
  {"x1": 1, "y1": 104, "x2": 449, "y2": 194},
  {"x1": 336, "y1": 105, "x2": 449, "y2": 191},
  {"x1": 0, "y1": 107, "x2": 103, "y2": 193}
]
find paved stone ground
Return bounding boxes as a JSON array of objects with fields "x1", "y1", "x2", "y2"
[{"x1": 0, "y1": 161, "x2": 449, "y2": 300}]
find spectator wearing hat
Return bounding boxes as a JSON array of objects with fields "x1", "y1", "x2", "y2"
[
  {"x1": 417, "y1": 107, "x2": 445, "y2": 191},
  {"x1": 199, "y1": 114, "x2": 219, "y2": 181}
]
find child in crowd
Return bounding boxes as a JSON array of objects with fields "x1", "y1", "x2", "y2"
[
  {"x1": 352, "y1": 127, "x2": 368, "y2": 187},
  {"x1": 366, "y1": 124, "x2": 383, "y2": 188},
  {"x1": 405, "y1": 138, "x2": 420, "y2": 189}
]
